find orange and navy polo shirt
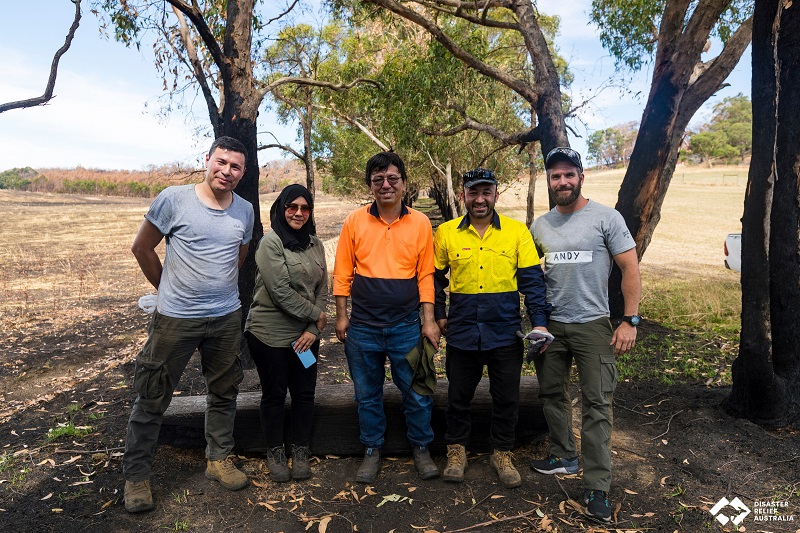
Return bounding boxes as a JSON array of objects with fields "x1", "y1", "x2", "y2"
[{"x1": 333, "y1": 202, "x2": 434, "y2": 327}]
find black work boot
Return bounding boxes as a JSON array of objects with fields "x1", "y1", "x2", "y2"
[
  {"x1": 412, "y1": 445, "x2": 440, "y2": 480},
  {"x1": 267, "y1": 446, "x2": 290, "y2": 483},
  {"x1": 291, "y1": 445, "x2": 312, "y2": 480},
  {"x1": 356, "y1": 447, "x2": 381, "y2": 484}
]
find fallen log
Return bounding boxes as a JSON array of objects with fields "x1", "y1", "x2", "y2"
[{"x1": 160, "y1": 377, "x2": 546, "y2": 455}]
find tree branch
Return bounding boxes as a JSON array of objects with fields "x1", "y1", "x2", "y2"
[
  {"x1": 0, "y1": 0, "x2": 81, "y2": 113},
  {"x1": 415, "y1": 0, "x2": 520, "y2": 30},
  {"x1": 171, "y1": 6, "x2": 220, "y2": 133},
  {"x1": 265, "y1": 0, "x2": 301, "y2": 26},
  {"x1": 315, "y1": 104, "x2": 391, "y2": 152},
  {"x1": 258, "y1": 76, "x2": 381, "y2": 93},
  {"x1": 423, "y1": 105, "x2": 540, "y2": 146},
  {"x1": 165, "y1": 0, "x2": 228, "y2": 75},
  {"x1": 258, "y1": 142, "x2": 304, "y2": 160},
  {"x1": 363, "y1": 0, "x2": 539, "y2": 103}
]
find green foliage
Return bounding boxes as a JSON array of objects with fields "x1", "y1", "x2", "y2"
[
  {"x1": 688, "y1": 94, "x2": 752, "y2": 163},
  {"x1": 0, "y1": 167, "x2": 39, "y2": 190},
  {"x1": 46, "y1": 421, "x2": 92, "y2": 442},
  {"x1": 591, "y1": 0, "x2": 753, "y2": 70},
  {"x1": 587, "y1": 121, "x2": 638, "y2": 167}
]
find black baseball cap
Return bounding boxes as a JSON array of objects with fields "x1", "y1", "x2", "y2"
[
  {"x1": 545, "y1": 147, "x2": 583, "y2": 172},
  {"x1": 462, "y1": 168, "x2": 498, "y2": 188}
]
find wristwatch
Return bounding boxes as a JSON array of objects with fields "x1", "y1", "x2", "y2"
[{"x1": 622, "y1": 315, "x2": 641, "y2": 326}]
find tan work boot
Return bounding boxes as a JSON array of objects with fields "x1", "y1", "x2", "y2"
[
  {"x1": 491, "y1": 450, "x2": 522, "y2": 488},
  {"x1": 205, "y1": 457, "x2": 249, "y2": 490},
  {"x1": 442, "y1": 444, "x2": 467, "y2": 483},
  {"x1": 124, "y1": 480, "x2": 154, "y2": 513}
]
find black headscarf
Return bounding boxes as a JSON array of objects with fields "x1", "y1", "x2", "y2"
[{"x1": 270, "y1": 184, "x2": 316, "y2": 252}]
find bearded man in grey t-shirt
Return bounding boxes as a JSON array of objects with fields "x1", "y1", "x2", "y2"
[
  {"x1": 529, "y1": 147, "x2": 641, "y2": 523},
  {"x1": 123, "y1": 137, "x2": 254, "y2": 514}
]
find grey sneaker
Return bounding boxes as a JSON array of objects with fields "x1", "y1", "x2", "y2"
[
  {"x1": 412, "y1": 445, "x2": 440, "y2": 480},
  {"x1": 442, "y1": 444, "x2": 466, "y2": 483},
  {"x1": 267, "y1": 446, "x2": 291, "y2": 483},
  {"x1": 124, "y1": 480, "x2": 154, "y2": 513},
  {"x1": 356, "y1": 447, "x2": 381, "y2": 484},
  {"x1": 291, "y1": 445, "x2": 312, "y2": 480},
  {"x1": 530, "y1": 454, "x2": 579, "y2": 474},
  {"x1": 490, "y1": 450, "x2": 522, "y2": 489},
  {"x1": 584, "y1": 490, "x2": 612, "y2": 522}
]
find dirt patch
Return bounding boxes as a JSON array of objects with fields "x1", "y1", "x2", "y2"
[{"x1": 1, "y1": 190, "x2": 798, "y2": 532}]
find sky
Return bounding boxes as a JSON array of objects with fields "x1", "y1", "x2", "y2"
[{"x1": 0, "y1": 1, "x2": 751, "y2": 171}]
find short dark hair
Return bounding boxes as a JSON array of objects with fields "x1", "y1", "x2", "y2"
[
  {"x1": 208, "y1": 136, "x2": 248, "y2": 161},
  {"x1": 364, "y1": 152, "x2": 407, "y2": 186}
]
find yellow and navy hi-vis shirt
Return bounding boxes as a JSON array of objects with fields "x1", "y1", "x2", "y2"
[
  {"x1": 333, "y1": 202, "x2": 435, "y2": 327},
  {"x1": 433, "y1": 211, "x2": 551, "y2": 351}
]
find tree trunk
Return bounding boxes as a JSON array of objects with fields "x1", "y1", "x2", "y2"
[
  {"x1": 445, "y1": 160, "x2": 459, "y2": 220},
  {"x1": 724, "y1": 0, "x2": 800, "y2": 427},
  {"x1": 607, "y1": 2, "x2": 753, "y2": 317},
  {"x1": 303, "y1": 92, "x2": 316, "y2": 200},
  {"x1": 525, "y1": 137, "x2": 538, "y2": 227}
]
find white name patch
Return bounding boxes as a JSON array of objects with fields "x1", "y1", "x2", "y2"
[{"x1": 545, "y1": 251, "x2": 593, "y2": 264}]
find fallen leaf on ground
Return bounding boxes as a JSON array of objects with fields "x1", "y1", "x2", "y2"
[
  {"x1": 40, "y1": 493, "x2": 52, "y2": 500},
  {"x1": 623, "y1": 488, "x2": 638, "y2": 495}
]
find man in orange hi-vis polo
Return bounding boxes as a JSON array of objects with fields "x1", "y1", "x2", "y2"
[{"x1": 333, "y1": 152, "x2": 441, "y2": 485}]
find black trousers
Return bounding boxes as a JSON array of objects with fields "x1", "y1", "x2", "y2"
[
  {"x1": 444, "y1": 340, "x2": 523, "y2": 451},
  {"x1": 246, "y1": 332, "x2": 318, "y2": 449}
]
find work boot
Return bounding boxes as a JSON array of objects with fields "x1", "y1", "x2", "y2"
[
  {"x1": 267, "y1": 446, "x2": 291, "y2": 483},
  {"x1": 442, "y1": 444, "x2": 467, "y2": 483},
  {"x1": 412, "y1": 445, "x2": 440, "y2": 480},
  {"x1": 205, "y1": 457, "x2": 249, "y2": 490},
  {"x1": 291, "y1": 445, "x2": 312, "y2": 481},
  {"x1": 124, "y1": 480, "x2": 154, "y2": 513},
  {"x1": 356, "y1": 447, "x2": 381, "y2": 484},
  {"x1": 490, "y1": 450, "x2": 522, "y2": 489}
]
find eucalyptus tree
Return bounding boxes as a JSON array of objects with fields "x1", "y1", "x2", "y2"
[
  {"x1": 96, "y1": 0, "x2": 369, "y2": 313},
  {"x1": 260, "y1": 22, "x2": 379, "y2": 200},
  {"x1": 318, "y1": 8, "x2": 568, "y2": 221},
  {"x1": 593, "y1": 0, "x2": 754, "y2": 315},
  {"x1": 724, "y1": 0, "x2": 800, "y2": 428}
]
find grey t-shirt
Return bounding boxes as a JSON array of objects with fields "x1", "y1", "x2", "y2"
[
  {"x1": 146, "y1": 184, "x2": 254, "y2": 318},
  {"x1": 531, "y1": 200, "x2": 635, "y2": 323}
]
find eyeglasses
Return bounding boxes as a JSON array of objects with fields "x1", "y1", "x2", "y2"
[
  {"x1": 370, "y1": 175, "x2": 402, "y2": 186},
  {"x1": 462, "y1": 168, "x2": 496, "y2": 181},
  {"x1": 285, "y1": 203, "x2": 312, "y2": 215}
]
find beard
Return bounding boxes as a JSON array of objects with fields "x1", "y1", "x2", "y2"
[{"x1": 548, "y1": 182, "x2": 581, "y2": 206}]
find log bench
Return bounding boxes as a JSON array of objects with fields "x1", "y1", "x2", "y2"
[{"x1": 160, "y1": 376, "x2": 546, "y2": 455}]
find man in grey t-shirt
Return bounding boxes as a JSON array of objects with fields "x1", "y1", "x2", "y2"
[
  {"x1": 530, "y1": 147, "x2": 641, "y2": 523},
  {"x1": 123, "y1": 137, "x2": 254, "y2": 513}
]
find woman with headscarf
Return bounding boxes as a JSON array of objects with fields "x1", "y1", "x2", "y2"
[{"x1": 245, "y1": 184, "x2": 327, "y2": 482}]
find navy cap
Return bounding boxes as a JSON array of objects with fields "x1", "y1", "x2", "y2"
[
  {"x1": 545, "y1": 147, "x2": 583, "y2": 172},
  {"x1": 462, "y1": 168, "x2": 498, "y2": 188}
]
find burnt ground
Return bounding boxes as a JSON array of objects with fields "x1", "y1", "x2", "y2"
[{"x1": 1, "y1": 304, "x2": 798, "y2": 533}]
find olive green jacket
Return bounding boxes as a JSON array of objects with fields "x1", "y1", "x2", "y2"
[{"x1": 245, "y1": 231, "x2": 328, "y2": 348}]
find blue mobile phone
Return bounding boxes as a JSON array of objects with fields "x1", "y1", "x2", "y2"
[{"x1": 292, "y1": 342, "x2": 317, "y2": 368}]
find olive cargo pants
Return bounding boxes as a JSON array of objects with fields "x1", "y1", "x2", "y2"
[{"x1": 533, "y1": 317, "x2": 617, "y2": 491}]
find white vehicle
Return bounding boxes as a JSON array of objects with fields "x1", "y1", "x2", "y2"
[{"x1": 724, "y1": 233, "x2": 741, "y2": 272}]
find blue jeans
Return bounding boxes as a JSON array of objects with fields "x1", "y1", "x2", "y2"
[{"x1": 345, "y1": 312, "x2": 434, "y2": 448}]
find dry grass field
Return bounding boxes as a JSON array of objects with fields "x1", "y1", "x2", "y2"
[{"x1": 6, "y1": 169, "x2": 796, "y2": 533}]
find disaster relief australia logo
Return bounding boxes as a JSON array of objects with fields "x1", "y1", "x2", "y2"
[{"x1": 710, "y1": 496, "x2": 796, "y2": 526}]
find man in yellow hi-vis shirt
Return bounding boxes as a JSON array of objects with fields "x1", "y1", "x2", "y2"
[{"x1": 434, "y1": 168, "x2": 551, "y2": 488}]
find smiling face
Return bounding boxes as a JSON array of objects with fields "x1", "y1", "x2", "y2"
[
  {"x1": 284, "y1": 196, "x2": 311, "y2": 230},
  {"x1": 204, "y1": 147, "x2": 246, "y2": 195},
  {"x1": 546, "y1": 161, "x2": 584, "y2": 208},
  {"x1": 462, "y1": 183, "x2": 498, "y2": 223},
  {"x1": 369, "y1": 164, "x2": 406, "y2": 211}
]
